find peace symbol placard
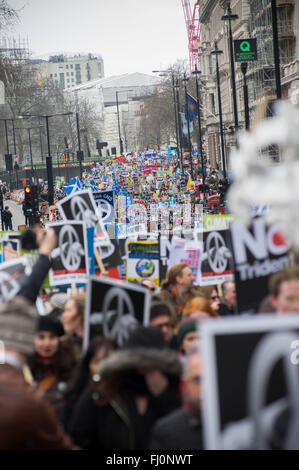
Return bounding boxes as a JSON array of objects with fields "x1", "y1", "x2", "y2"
[
  {"x1": 84, "y1": 276, "x2": 151, "y2": 348},
  {"x1": 46, "y1": 221, "x2": 89, "y2": 286}
]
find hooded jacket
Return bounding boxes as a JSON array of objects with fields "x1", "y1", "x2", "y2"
[{"x1": 68, "y1": 345, "x2": 182, "y2": 450}]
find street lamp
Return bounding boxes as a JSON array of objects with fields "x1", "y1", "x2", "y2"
[
  {"x1": 240, "y1": 62, "x2": 250, "y2": 130},
  {"x1": 19, "y1": 112, "x2": 73, "y2": 206},
  {"x1": 153, "y1": 69, "x2": 182, "y2": 168},
  {"x1": 211, "y1": 42, "x2": 226, "y2": 178},
  {"x1": 181, "y1": 74, "x2": 194, "y2": 180},
  {"x1": 221, "y1": 4, "x2": 239, "y2": 132},
  {"x1": 25, "y1": 125, "x2": 44, "y2": 183},
  {"x1": 192, "y1": 65, "x2": 206, "y2": 200},
  {"x1": 115, "y1": 90, "x2": 133, "y2": 155},
  {"x1": 0, "y1": 118, "x2": 12, "y2": 190}
]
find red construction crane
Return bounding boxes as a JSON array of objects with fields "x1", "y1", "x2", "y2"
[{"x1": 181, "y1": 0, "x2": 201, "y2": 71}]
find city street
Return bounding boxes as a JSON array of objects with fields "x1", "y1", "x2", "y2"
[{"x1": 3, "y1": 199, "x2": 25, "y2": 230}]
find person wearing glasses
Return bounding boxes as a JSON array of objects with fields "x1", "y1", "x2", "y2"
[{"x1": 198, "y1": 285, "x2": 221, "y2": 314}]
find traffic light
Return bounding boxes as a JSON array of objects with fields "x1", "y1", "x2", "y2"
[
  {"x1": 37, "y1": 76, "x2": 43, "y2": 87},
  {"x1": 24, "y1": 186, "x2": 31, "y2": 203},
  {"x1": 24, "y1": 187, "x2": 33, "y2": 220}
]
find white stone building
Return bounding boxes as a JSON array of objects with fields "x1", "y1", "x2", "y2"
[{"x1": 66, "y1": 72, "x2": 161, "y2": 154}]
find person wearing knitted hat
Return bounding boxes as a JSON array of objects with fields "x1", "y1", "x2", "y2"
[
  {"x1": 177, "y1": 319, "x2": 200, "y2": 357},
  {"x1": 0, "y1": 297, "x2": 74, "y2": 449},
  {"x1": 28, "y1": 315, "x2": 77, "y2": 418}
]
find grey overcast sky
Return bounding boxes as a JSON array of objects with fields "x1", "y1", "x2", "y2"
[{"x1": 7, "y1": 0, "x2": 189, "y2": 77}]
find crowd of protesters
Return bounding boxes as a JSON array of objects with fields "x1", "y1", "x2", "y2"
[{"x1": 0, "y1": 221, "x2": 298, "y2": 451}]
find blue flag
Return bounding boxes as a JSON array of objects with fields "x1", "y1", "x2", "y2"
[
  {"x1": 180, "y1": 112, "x2": 194, "y2": 135},
  {"x1": 63, "y1": 177, "x2": 82, "y2": 195},
  {"x1": 185, "y1": 93, "x2": 198, "y2": 122}
]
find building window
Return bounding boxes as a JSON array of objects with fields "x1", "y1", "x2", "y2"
[
  {"x1": 67, "y1": 78, "x2": 70, "y2": 83},
  {"x1": 66, "y1": 64, "x2": 69, "y2": 69},
  {"x1": 71, "y1": 72, "x2": 74, "y2": 76},
  {"x1": 75, "y1": 64, "x2": 81, "y2": 70},
  {"x1": 208, "y1": 55, "x2": 213, "y2": 75},
  {"x1": 70, "y1": 64, "x2": 73, "y2": 69},
  {"x1": 50, "y1": 74, "x2": 53, "y2": 78},
  {"x1": 210, "y1": 93, "x2": 216, "y2": 115},
  {"x1": 54, "y1": 73, "x2": 57, "y2": 77},
  {"x1": 59, "y1": 72, "x2": 65, "y2": 89}
]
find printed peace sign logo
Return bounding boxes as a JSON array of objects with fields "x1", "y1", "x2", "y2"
[
  {"x1": 0, "y1": 270, "x2": 20, "y2": 301},
  {"x1": 102, "y1": 287, "x2": 138, "y2": 346},
  {"x1": 59, "y1": 225, "x2": 85, "y2": 271},
  {"x1": 206, "y1": 231, "x2": 231, "y2": 273},
  {"x1": 70, "y1": 196, "x2": 98, "y2": 228}
]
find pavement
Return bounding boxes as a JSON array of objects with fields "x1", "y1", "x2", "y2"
[{"x1": 3, "y1": 199, "x2": 26, "y2": 230}]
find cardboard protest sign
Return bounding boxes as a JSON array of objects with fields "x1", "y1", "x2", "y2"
[
  {"x1": 168, "y1": 237, "x2": 202, "y2": 279},
  {"x1": 201, "y1": 314, "x2": 299, "y2": 450},
  {"x1": 126, "y1": 240, "x2": 159, "y2": 286},
  {"x1": 0, "y1": 256, "x2": 31, "y2": 302},
  {"x1": 84, "y1": 276, "x2": 151, "y2": 348},
  {"x1": 198, "y1": 229, "x2": 234, "y2": 286},
  {"x1": 159, "y1": 235, "x2": 172, "y2": 284},
  {"x1": 203, "y1": 214, "x2": 234, "y2": 231},
  {"x1": 57, "y1": 190, "x2": 109, "y2": 247},
  {"x1": 2, "y1": 239, "x2": 21, "y2": 262},
  {"x1": 92, "y1": 190, "x2": 115, "y2": 224},
  {"x1": 230, "y1": 217, "x2": 293, "y2": 314},
  {"x1": 46, "y1": 221, "x2": 89, "y2": 286}
]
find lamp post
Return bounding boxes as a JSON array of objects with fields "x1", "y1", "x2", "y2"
[
  {"x1": 175, "y1": 79, "x2": 184, "y2": 172},
  {"x1": 153, "y1": 70, "x2": 182, "y2": 168},
  {"x1": 221, "y1": 4, "x2": 239, "y2": 132},
  {"x1": 240, "y1": 62, "x2": 250, "y2": 130},
  {"x1": 192, "y1": 65, "x2": 206, "y2": 200},
  {"x1": 211, "y1": 42, "x2": 226, "y2": 178},
  {"x1": 19, "y1": 112, "x2": 73, "y2": 206},
  {"x1": 115, "y1": 90, "x2": 133, "y2": 155},
  {"x1": 182, "y1": 74, "x2": 194, "y2": 180},
  {"x1": 0, "y1": 118, "x2": 12, "y2": 191},
  {"x1": 76, "y1": 112, "x2": 83, "y2": 180}
]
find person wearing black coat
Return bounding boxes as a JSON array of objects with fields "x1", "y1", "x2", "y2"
[
  {"x1": 148, "y1": 348, "x2": 203, "y2": 450},
  {"x1": 68, "y1": 327, "x2": 182, "y2": 450}
]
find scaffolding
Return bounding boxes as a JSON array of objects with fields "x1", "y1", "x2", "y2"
[{"x1": 247, "y1": 0, "x2": 295, "y2": 103}]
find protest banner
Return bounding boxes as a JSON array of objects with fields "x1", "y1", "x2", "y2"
[
  {"x1": 126, "y1": 240, "x2": 159, "y2": 286},
  {"x1": 2, "y1": 239, "x2": 21, "y2": 262},
  {"x1": 46, "y1": 221, "x2": 89, "y2": 286},
  {"x1": 92, "y1": 190, "x2": 115, "y2": 224},
  {"x1": 201, "y1": 314, "x2": 299, "y2": 450},
  {"x1": 84, "y1": 276, "x2": 151, "y2": 348},
  {"x1": 0, "y1": 256, "x2": 31, "y2": 302},
  {"x1": 198, "y1": 229, "x2": 234, "y2": 286},
  {"x1": 230, "y1": 217, "x2": 293, "y2": 314},
  {"x1": 57, "y1": 189, "x2": 109, "y2": 246},
  {"x1": 168, "y1": 237, "x2": 202, "y2": 279}
]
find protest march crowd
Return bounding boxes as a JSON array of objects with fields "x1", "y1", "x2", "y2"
[{"x1": 1, "y1": 100, "x2": 299, "y2": 451}]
